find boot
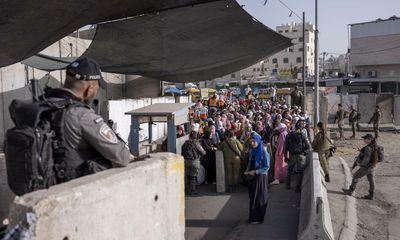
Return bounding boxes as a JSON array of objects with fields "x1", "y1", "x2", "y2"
[
  {"x1": 361, "y1": 191, "x2": 374, "y2": 200},
  {"x1": 342, "y1": 188, "x2": 354, "y2": 196},
  {"x1": 325, "y1": 174, "x2": 330, "y2": 183}
]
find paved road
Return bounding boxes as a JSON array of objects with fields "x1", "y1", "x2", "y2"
[
  {"x1": 335, "y1": 131, "x2": 400, "y2": 240},
  {"x1": 185, "y1": 184, "x2": 248, "y2": 240},
  {"x1": 185, "y1": 180, "x2": 300, "y2": 240}
]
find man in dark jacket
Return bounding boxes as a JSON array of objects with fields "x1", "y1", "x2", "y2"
[
  {"x1": 182, "y1": 131, "x2": 206, "y2": 195},
  {"x1": 44, "y1": 57, "x2": 130, "y2": 182},
  {"x1": 284, "y1": 124, "x2": 311, "y2": 192}
]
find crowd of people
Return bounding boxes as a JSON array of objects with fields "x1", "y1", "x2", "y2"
[{"x1": 180, "y1": 88, "x2": 333, "y2": 224}]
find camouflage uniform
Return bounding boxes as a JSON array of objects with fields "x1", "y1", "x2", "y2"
[{"x1": 369, "y1": 110, "x2": 381, "y2": 139}]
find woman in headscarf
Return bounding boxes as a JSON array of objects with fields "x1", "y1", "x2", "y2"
[
  {"x1": 177, "y1": 125, "x2": 186, "y2": 138},
  {"x1": 201, "y1": 129, "x2": 218, "y2": 184},
  {"x1": 244, "y1": 132, "x2": 270, "y2": 224},
  {"x1": 271, "y1": 123, "x2": 288, "y2": 185}
]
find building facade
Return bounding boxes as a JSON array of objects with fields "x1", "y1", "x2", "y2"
[
  {"x1": 350, "y1": 16, "x2": 400, "y2": 94},
  {"x1": 211, "y1": 21, "x2": 316, "y2": 86}
]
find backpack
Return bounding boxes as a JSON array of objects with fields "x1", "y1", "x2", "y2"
[
  {"x1": 181, "y1": 140, "x2": 199, "y2": 161},
  {"x1": 4, "y1": 98, "x2": 84, "y2": 196},
  {"x1": 287, "y1": 131, "x2": 305, "y2": 155}
]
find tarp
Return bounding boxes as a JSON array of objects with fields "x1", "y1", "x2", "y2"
[
  {"x1": 0, "y1": 0, "x2": 220, "y2": 67},
  {"x1": 21, "y1": 54, "x2": 77, "y2": 72},
  {"x1": 82, "y1": 0, "x2": 292, "y2": 82}
]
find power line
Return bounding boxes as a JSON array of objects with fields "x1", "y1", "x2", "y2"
[{"x1": 270, "y1": 0, "x2": 302, "y2": 21}]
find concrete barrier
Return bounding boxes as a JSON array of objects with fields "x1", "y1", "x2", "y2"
[
  {"x1": 298, "y1": 152, "x2": 334, "y2": 240},
  {"x1": 215, "y1": 150, "x2": 226, "y2": 193},
  {"x1": 5, "y1": 153, "x2": 185, "y2": 240},
  {"x1": 0, "y1": 154, "x2": 15, "y2": 230}
]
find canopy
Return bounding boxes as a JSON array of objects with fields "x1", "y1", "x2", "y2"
[
  {"x1": 164, "y1": 88, "x2": 182, "y2": 94},
  {"x1": 82, "y1": 0, "x2": 292, "y2": 82},
  {"x1": 0, "y1": 0, "x2": 220, "y2": 67}
]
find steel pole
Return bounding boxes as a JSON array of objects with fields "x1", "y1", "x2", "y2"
[
  {"x1": 302, "y1": 12, "x2": 306, "y2": 111},
  {"x1": 314, "y1": 0, "x2": 320, "y2": 127}
]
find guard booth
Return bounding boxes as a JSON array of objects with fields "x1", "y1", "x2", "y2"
[{"x1": 125, "y1": 103, "x2": 194, "y2": 157}]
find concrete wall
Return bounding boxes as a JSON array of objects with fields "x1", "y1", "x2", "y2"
[
  {"x1": 298, "y1": 152, "x2": 334, "y2": 240},
  {"x1": 6, "y1": 153, "x2": 185, "y2": 240},
  {"x1": 358, "y1": 93, "x2": 376, "y2": 123},
  {"x1": 105, "y1": 97, "x2": 176, "y2": 144},
  {"x1": 394, "y1": 96, "x2": 400, "y2": 125},
  {"x1": 376, "y1": 94, "x2": 394, "y2": 124},
  {"x1": 0, "y1": 154, "x2": 15, "y2": 230}
]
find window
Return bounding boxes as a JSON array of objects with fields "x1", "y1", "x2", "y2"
[
  {"x1": 272, "y1": 58, "x2": 278, "y2": 63},
  {"x1": 257, "y1": 68, "x2": 260, "y2": 71},
  {"x1": 231, "y1": 73, "x2": 236, "y2": 78},
  {"x1": 381, "y1": 82, "x2": 396, "y2": 93},
  {"x1": 272, "y1": 69, "x2": 278, "y2": 73},
  {"x1": 285, "y1": 30, "x2": 289, "y2": 33},
  {"x1": 264, "y1": 68, "x2": 268, "y2": 71},
  {"x1": 298, "y1": 48, "x2": 303, "y2": 52},
  {"x1": 278, "y1": 30, "x2": 283, "y2": 33},
  {"x1": 299, "y1": 37, "x2": 303, "y2": 42},
  {"x1": 296, "y1": 57, "x2": 302, "y2": 63},
  {"x1": 283, "y1": 58, "x2": 289, "y2": 63},
  {"x1": 307, "y1": 46, "x2": 310, "y2": 52},
  {"x1": 289, "y1": 48, "x2": 293, "y2": 52},
  {"x1": 293, "y1": 30, "x2": 298, "y2": 32},
  {"x1": 253, "y1": 68, "x2": 256, "y2": 72}
]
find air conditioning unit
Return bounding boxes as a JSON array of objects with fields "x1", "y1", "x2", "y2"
[{"x1": 368, "y1": 71, "x2": 377, "y2": 78}]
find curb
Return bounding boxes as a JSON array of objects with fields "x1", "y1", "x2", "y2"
[{"x1": 337, "y1": 157, "x2": 358, "y2": 240}]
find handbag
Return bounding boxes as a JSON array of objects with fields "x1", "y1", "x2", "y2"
[{"x1": 244, "y1": 173, "x2": 255, "y2": 181}]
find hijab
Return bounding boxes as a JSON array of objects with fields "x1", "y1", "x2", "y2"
[{"x1": 250, "y1": 132, "x2": 265, "y2": 167}]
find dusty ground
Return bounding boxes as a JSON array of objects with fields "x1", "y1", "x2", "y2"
[{"x1": 334, "y1": 131, "x2": 400, "y2": 240}]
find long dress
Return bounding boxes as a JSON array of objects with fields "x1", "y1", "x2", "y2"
[
  {"x1": 201, "y1": 137, "x2": 217, "y2": 183},
  {"x1": 274, "y1": 127, "x2": 288, "y2": 182},
  {"x1": 247, "y1": 140, "x2": 270, "y2": 223}
]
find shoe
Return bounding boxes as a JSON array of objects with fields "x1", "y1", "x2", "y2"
[
  {"x1": 361, "y1": 194, "x2": 373, "y2": 200},
  {"x1": 362, "y1": 191, "x2": 374, "y2": 200},
  {"x1": 342, "y1": 188, "x2": 353, "y2": 196},
  {"x1": 325, "y1": 175, "x2": 330, "y2": 182},
  {"x1": 270, "y1": 179, "x2": 280, "y2": 185}
]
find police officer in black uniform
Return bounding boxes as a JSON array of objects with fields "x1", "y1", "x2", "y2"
[{"x1": 44, "y1": 57, "x2": 130, "y2": 181}]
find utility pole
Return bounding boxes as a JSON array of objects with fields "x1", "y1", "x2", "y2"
[
  {"x1": 302, "y1": 11, "x2": 306, "y2": 111},
  {"x1": 314, "y1": 0, "x2": 320, "y2": 127}
]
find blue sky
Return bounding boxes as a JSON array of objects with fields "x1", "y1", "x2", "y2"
[{"x1": 237, "y1": 0, "x2": 400, "y2": 54}]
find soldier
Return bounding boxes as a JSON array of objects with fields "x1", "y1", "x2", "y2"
[
  {"x1": 284, "y1": 122, "x2": 311, "y2": 192},
  {"x1": 348, "y1": 105, "x2": 360, "y2": 139},
  {"x1": 334, "y1": 104, "x2": 346, "y2": 140},
  {"x1": 343, "y1": 134, "x2": 378, "y2": 200},
  {"x1": 368, "y1": 105, "x2": 381, "y2": 139},
  {"x1": 182, "y1": 131, "x2": 206, "y2": 195},
  {"x1": 43, "y1": 57, "x2": 130, "y2": 182}
]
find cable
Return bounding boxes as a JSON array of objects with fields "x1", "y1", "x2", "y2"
[{"x1": 274, "y1": 0, "x2": 302, "y2": 21}]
